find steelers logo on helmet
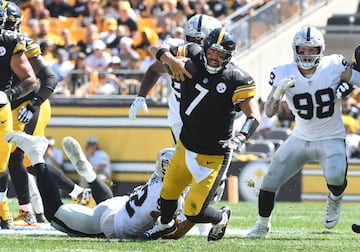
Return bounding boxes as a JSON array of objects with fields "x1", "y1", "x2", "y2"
[
  {"x1": 202, "y1": 27, "x2": 236, "y2": 74},
  {"x1": 216, "y1": 83, "x2": 227, "y2": 93}
]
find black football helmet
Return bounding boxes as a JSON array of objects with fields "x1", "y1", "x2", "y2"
[
  {"x1": 202, "y1": 27, "x2": 236, "y2": 74},
  {"x1": 4, "y1": 1, "x2": 22, "y2": 31}
]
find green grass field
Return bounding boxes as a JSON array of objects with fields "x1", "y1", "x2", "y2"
[{"x1": 1, "y1": 198, "x2": 360, "y2": 251}]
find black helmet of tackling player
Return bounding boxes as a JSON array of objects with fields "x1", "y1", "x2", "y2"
[
  {"x1": 292, "y1": 26, "x2": 325, "y2": 70},
  {"x1": 154, "y1": 147, "x2": 175, "y2": 178},
  {"x1": 4, "y1": 1, "x2": 22, "y2": 31},
  {"x1": 183, "y1": 14, "x2": 222, "y2": 44},
  {"x1": 202, "y1": 27, "x2": 236, "y2": 74}
]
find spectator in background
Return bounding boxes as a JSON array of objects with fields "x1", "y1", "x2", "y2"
[
  {"x1": 80, "y1": 0, "x2": 102, "y2": 27},
  {"x1": 29, "y1": 0, "x2": 50, "y2": 20},
  {"x1": 104, "y1": 0, "x2": 121, "y2": 20},
  {"x1": 187, "y1": 0, "x2": 211, "y2": 18},
  {"x1": 99, "y1": 18, "x2": 119, "y2": 49},
  {"x1": 38, "y1": 19, "x2": 63, "y2": 46},
  {"x1": 46, "y1": 0, "x2": 74, "y2": 17},
  {"x1": 118, "y1": 36, "x2": 141, "y2": 70},
  {"x1": 26, "y1": 18, "x2": 41, "y2": 39},
  {"x1": 39, "y1": 39, "x2": 56, "y2": 65},
  {"x1": 80, "y1": 136, "x2": 111, "y2": 187},
  {"x1": 56, "y1": 52, "x2": 88, "y2": 96},
  {"x1": 77, "y1": 24, "x2": 100, "y2": 55},
  {"x1": 157, "y1": 16, "x2": 176, "y2": 43},
  {"x1": 44, "y1": 137, "x2": 64, "y2": 170},
  {"x1": 207, "y1": 0, "x2": 229, "y2": 20},
  {"x1": 117, "y1": 1, "x2": 138, "y2": 39},
  {"x1": 59, "y1": 28, "x2": 78, "y2": 59},
  {"x1": 51, "y1": 48, "x2": 75, "y2": 82},
  {"x1": 85, "y1": 40, "x2": 112, "y2": 72}
]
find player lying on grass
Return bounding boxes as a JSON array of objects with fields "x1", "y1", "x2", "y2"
[{"x1": 4, "y1": 131, "x2": 194, "y2": 239}]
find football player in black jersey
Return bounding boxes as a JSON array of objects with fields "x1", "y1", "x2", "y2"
[
  {"x1": 3, "y1": 1, "x2": 94, "y2": 226},
  {"x1": 142, "y1": 27, "x2": 261, "y2": 241},
  {"x1": 0, "y1": 4, "x2": 38, "y2": 228}
]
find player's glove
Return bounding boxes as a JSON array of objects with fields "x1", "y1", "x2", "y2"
[
  {"x1": 0, "y1": 91, "x2": 9, "y2": 106},
  {"x1": 18, "y1": 96, "x2": 42, "y2": 124},
  {"x1": 336, "y1": 82, "x2": 354, "y2": 99},
  {"x1": 128, "y1": 96, "x2": 149, "y2": 120},
  {"x1": 273, "y1": 75, "x2": 295, "y2": 100},
  {"x1": 219, "y1": 134, "x2": 246, "y2": 152}
]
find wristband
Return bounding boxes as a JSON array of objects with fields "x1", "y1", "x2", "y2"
[
  {"x1": 156, "y1": 48, "x2": 170, "y2": 62},
  {"x1": 240, "y1": 117, "x2": 259, "y2": 139}
]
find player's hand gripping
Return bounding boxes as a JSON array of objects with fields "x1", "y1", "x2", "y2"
[
  {"x1": 129, "y1": 96, "x2": 149, "y2": 120},
  {"x1": 18, "y1": 97, "x2": 42, "y2": 124},
  {"x1": 219, "y1": 134, "x2": 246, "y2": 152},
  {"x1": 336, "y1": 82, "x2": 354, "y2": 99},
  {"x1": 273, "y1": 75, "x2": 295, "y2": 100}
]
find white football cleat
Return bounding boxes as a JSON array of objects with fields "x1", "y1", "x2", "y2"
[
  {"x1": 324, "y1": 193, "x2": 342, "y2": 229},
  {"x1": 4, "y1": 132, "x2": 47, "y2": 165},
  {"x1": 243, "y1": 222, "x2": 270, "y2": 238},
  {"x1": 62, "y1": 136, "x2": 94, "y2": 178}
]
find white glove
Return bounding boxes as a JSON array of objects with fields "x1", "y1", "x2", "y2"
[
  {"x1": 273, "y1": 76, "x2": 295, "y2": 100},
  {"x1": 18, "y1": 102, "x2": 36, "y2": 124},
  {"x1": 219, "y1": 135, "x2": 245, "y2": 152},
  {"x1": 128, "y1": 96, "x2": 149, "y2": 120},
  {"x1": 0, "y1": 91, "x2": 9, "y2": 105},
  {"x1": 336, "y1": 82, "x2": 354, "y2": 99}
]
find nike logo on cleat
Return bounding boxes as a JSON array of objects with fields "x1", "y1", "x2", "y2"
[{"x1": 325, "y1": 219, "x2": 336, "y2": 223}]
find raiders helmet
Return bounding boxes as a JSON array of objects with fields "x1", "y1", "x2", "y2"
[
  {"x1": 292, "y1": 26, "x2": 325, "y2": 70},
  {"x1": 154, "y1": 147, "x2": 175, "y2": 178}
]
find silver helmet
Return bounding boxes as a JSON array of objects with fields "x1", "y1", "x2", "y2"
[
  {"x1": 154, "y1": 147, "x2": 175, "y2": 178},
  {"x1": 292, "y1": 26, "x2": 325, "y2": 70},
  {"x1": 183, "y1": 14, "x2": 222, "y2": 43}
]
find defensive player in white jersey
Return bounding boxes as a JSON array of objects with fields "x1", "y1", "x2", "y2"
[
  {"x1": 3, "y1": 131, "x2": 194, "y2": 239},
  {"x1": 244, "y1": 26, "x2": 360, "y2": 238},
  {"x1": 129, "y1": 14, "x2": 222, "y2": 141}
]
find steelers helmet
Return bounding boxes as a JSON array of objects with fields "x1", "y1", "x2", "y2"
[
  {"x1": 183, "y1": 14, "x2": 222, "y2": 44},
  {"x1": 154, "y1": 147, "x2": 175, "y2": 178},
  {"x1": 202, "y1": 27, "x2": 236, "y2": 74},
  {"x1": 292, "y1": 26, "x2": 325, "y2": 70},
  {"x1": 4, "y1": 1, "x2": 22, "y2": 31}
]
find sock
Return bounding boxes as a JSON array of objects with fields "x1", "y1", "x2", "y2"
[
  {"x1": 258, "y1": 216, "x2": 270, "y2": 227},
  {"x1": 19, "y1": 203, "x2": 32, "y2": 212},
  {"x1": 69, "y1": 184, "x2": 84, "y2": 199},
  {"x1": 83, "y1": 171, "x2": 97, "y2": 184},
  {"x1": 330, "y1": 192, "x2": 342, "y2": 201},
  {"x1": 0, "y1": 191, "x2": 7, "y2": 202}
]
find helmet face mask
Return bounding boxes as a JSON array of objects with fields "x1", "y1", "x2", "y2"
[
  {"x1": 292, "y1": 26, "x2": 325, "y2": 70},
  {"x1": 184, "y1": 14, "x2": 222, "y2": 44},
  {"x1": 202, "y1": 27, "x2": 236, "y2": 74},
  {"x1": 154, "y1": 147, "x2": 175, "y2": 178}
]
